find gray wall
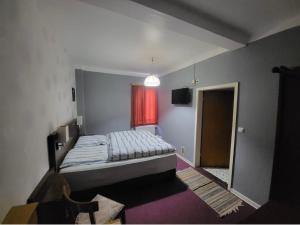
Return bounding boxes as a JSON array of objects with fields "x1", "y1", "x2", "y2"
[
  {"x1": 159, "y1": 26, "x2": 300, "y2": 205},
  {"x1": 76, "y1": 70, "x2": 142, "y2": 135},
  {"x1": 0, "y1": 0, "x2": 77, "y2": 220}
]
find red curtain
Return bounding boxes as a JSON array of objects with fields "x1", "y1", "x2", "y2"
[{"x1": 131, "y1": 85, "x2": 158, "y2": 127}]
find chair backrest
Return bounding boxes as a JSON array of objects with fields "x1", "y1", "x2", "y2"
[{"x1": 59, "y1": 175, "x2": 98, "y2": 224}]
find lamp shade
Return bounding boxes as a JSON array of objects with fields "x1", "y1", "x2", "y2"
[{"x1": 144, "y1": 75, "x2": 160, "y2": 87}]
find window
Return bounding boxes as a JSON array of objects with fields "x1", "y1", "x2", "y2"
[{"x1": 131, "y1": 85, "x2": 158, "y2": 127}]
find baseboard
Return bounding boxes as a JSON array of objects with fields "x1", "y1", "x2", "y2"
[
  {"x1": 230, "y1": 188, "x2": 261, "y2": 209},
  {"x1": 176, "y1": 153, "x2": 195, "y2": 167}
]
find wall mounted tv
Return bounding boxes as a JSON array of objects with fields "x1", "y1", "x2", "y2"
[{"x1": 172, "y1": 88, "x2": 191, "y2": 104}]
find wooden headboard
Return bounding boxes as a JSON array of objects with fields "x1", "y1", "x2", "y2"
[
  {"x1": 47, "y1": 119, "x2": 79, "y2": 172},
  {"x1": 27, "y1": 119, "x2": 79, "y2": 204}
]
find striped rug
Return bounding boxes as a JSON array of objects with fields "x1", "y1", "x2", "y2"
[{"x1": 177, "y1": 167, "x2": 243, "y2": 217}]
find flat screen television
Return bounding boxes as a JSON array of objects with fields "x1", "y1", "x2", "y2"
[{"x1": 172, "y1": 88, "x2": 191, "y2": 104}]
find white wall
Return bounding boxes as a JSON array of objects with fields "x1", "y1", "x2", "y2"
[{"x1": 0, "y1": 0, "x2": 77, "y2": 220}]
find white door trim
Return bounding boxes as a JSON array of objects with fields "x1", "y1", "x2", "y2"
[{"x1": 193, "y1": 82, "x2": 239, "y2": 190}]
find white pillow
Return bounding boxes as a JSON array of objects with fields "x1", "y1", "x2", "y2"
[{"x1": 75, "y1": 135, "x2": 108, "y2": 148}]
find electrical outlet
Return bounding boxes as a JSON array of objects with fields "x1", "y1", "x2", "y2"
[
  {"x1": 192, "y1": 79, "x2": 199, "y2": 85},
  {"x1": 181, "y1": 146, "x2": 185, "y2": 155}
]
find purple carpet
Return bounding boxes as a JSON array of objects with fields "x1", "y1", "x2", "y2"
[
  {"x1": 125, "y1": 158, "x2": 255, "y2": 223},
  {"x1": 73, "y1": 157, "x2": 256, "y2": 223}
]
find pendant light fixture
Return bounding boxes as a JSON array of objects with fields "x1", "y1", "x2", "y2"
[
  {"x1": 191, "y1": 64, "x2": 199, "y2": 85},
  {"x1": 144, "y1": 57, "x2": 160, "y2": 87}
]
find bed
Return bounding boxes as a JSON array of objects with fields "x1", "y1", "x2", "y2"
[{"x1": 47, "y1": 120, "x2": 177, "y2": 191}]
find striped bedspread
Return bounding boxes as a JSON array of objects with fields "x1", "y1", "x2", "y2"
[
  {"x1": 60, "y1": 145, "x2": 108, "y2": 169},
  {"x1": 108, "y1": 130, "x2": 175, "y2": 161}
]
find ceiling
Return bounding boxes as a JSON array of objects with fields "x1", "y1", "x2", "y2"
[
  {"x1": 163, "y1": 0, "x2": 300, "y2": 41},
  {"x1": 40, "y1": 0, "x2": 300, "y2": 77}
]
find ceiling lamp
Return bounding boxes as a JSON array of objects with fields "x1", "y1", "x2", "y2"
[
  {"x1": 144, "y1": 75, "x2": 160, "y2": 87},
  {"x1": 144, "y1": 57, "x2": 160, "y2": 87}
]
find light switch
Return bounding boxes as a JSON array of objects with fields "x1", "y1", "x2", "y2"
[{"x1": 238, "y1": 127, "x2": 245, "y2": 133}]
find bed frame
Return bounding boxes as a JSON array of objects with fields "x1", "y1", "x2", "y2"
[
  {"x1": 28, "y1": 119, "x2": 176, "y2": 203},
  {"x1": 27, "y1": 119, "x2": 79, "y2": 203}
]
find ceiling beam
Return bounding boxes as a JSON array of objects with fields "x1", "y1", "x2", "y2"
[
  {"x1": 131, "y1": 0, "x2": 249, "y2": 45},
  {"x1": 80, "y1": 0, "x2": 246, "y2": 50}
]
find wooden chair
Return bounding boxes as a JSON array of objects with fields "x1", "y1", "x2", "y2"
[
  {"x1": 27, "y1": 171, "x2": 124, "y2": 224},
  {"x1": 59, "y1": 175, "x2": 99, "y2": 224}
]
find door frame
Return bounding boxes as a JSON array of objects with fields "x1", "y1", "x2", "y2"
[{"x1": 193, "y1": 82, "x2": 239, "y2": 189}]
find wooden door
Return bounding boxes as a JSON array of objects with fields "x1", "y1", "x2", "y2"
[
  {"x1": 270, "y1": 67, "x2": 300, "y2": 203},
  {"x1": 200, "y1": 90, "x2": 234, "y2": 168}
]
